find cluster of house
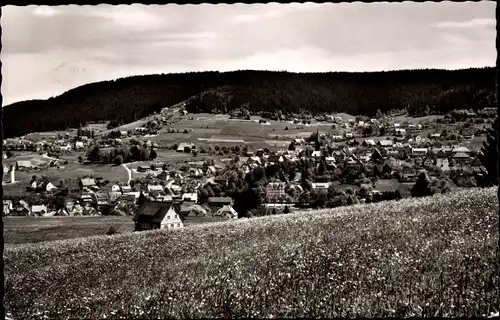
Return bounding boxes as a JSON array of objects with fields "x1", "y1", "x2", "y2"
[{"x1": 3, "y1": 136, "x2": 92, "y2": 154}]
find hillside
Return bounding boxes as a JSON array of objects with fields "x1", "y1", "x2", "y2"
[
  {"x1": 2, "y1": 68, "x2": 496, "y2": 138},
  {"x1": 4, "y1": 187, "x2": 498, "y2": 319}
]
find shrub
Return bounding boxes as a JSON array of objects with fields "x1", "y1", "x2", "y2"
[
  {"x1": 106, "y1": 226, "x2": 119, "y2": 235},
  {"x1": 113, "y1": 155, "x2": 124, "y2": 165}
]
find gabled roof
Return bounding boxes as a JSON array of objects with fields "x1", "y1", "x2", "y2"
[
  {"x1": 208, "y1": 197, "x2": 233, "y2": 204},
  {"x1": 80, "y1": 178, "x2": 96, "y2": 186},
  {"x1": 453, "y1": 152, "x2": 470, "y2": 158},
  {"x1": 378, "y1": 140, "x2": 393, "y2": 146},
  {"x1": 216, "y1": 205, "x2": 238, "y2": 218},
  {"x1": 16, "y1": 160, "x2": 33, "y2": 167},
  {"x1": 31, "y1": 204, "x2": 47, "y2": 213},
  {"x1": 148, "y1": 185, "x2": 164, "y2": 192},
  {"x1": 452, "y1": 146, "x2": 470, "y2": 153},
  {"x1": 133, "y1": 201, "x2": 178, "y2": 224}
]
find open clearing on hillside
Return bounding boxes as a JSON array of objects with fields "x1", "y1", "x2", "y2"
[
  {"x1": 2, "y1": 161, "x2": 129, "y2": 196},
  {"x1": 5, "y1": 187, "x2": 498, "y2": 319}
]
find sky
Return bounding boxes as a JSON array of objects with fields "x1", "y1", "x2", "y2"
[{"x1": 1, "y1": 2, "x2": 496, "y2": 106}]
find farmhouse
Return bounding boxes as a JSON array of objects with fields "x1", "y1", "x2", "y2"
[
  {"x1": 31, "y1": 204, "x2": 48, "y2": 216},
  {"x1": 133, "y1": 201, "x2": 183, "y2": 231},
  {"x1": 16, "y1": 160, "x2": 33, "y2": 170},
  {"x1": 79, "y1": 178, "x2": 96, "y2": 189},
  {"x1": 177, "y1": 143, "x2": 195, "y2": 153}
]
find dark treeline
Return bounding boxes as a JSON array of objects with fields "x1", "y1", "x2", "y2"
[{"x1": 3, "y1": 68, "x2": 496, "y2": 138}]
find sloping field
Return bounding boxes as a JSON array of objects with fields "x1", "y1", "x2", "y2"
[{"x1": 4, "y1": 188, "x2": 499, "y2": 319}]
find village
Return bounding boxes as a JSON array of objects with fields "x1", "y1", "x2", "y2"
[{"x1": 2, "y1": 106, "x2": 496, "y2": 231}]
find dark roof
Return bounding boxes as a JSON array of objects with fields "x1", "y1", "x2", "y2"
[
  {"x1": 133, "y1": 200, "x2": 177, "y2": 224},
  {"x1": 118, "y1": 194, "x2": 136, "y2": 202},
  {"x1": 208, "y1": 197, "x2": 233, "y2": 203}
]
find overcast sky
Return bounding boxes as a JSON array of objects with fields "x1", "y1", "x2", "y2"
[{"x1": 1, "y1": 2, "x2": 496, "y2": 106}]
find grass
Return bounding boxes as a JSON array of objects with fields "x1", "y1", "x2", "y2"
[
  {"x1": 3, "y1": 216, "x2": 232, "y2": 244},
  {"x1": 4, "y1": 216, "x2": 135, "y2": 244},
  {"x1": 4, "y1": 187, "x2": 498, "y2": 318}
]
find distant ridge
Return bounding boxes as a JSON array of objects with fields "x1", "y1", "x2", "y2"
[{"x1": 2, "y1": 68, "x2": 496, "y2": 138}]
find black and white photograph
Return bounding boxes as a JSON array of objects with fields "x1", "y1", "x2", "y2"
[{"x1": 1, "y1": 1, "x2": 498, "y2": 318}]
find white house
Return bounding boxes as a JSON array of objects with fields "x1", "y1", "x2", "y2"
[
  {"x1": 31, "y1": 204, "x2": 48, "y2": 216},
  {"x1": 312, "y1": 182, "x2": 331, "y2": 189},
  {"x1": 182, "y1": 192, "x2": 198, "y2": 203},
  {"x1": 45, "y1": 182, "x2": 58, "y2": 192},
  {"x1": 411, "y1": 148, "x2": 428, "y2": 157},
  {"x1": 75, "y1": 141, "x2": 85, "y2": 150},
  {"x1": 147, "y1": 185, "x2": 164, "y2": 193},
  {"x1": 133, "y1": 201, "x2": 183, "y2": 231}
]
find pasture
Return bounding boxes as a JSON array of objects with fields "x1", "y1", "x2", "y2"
[
  {"x1": 2, "y1": 158, "x2": 130, "y2": 196},
  {"x1": 128, "y1": 113, "x2": 340, "y2": 150},
  {"x1": 4, "y1": 187, "x2": 498, "y2": 318},
  {"x1": 3, "y1": 215, "x2": 231, "y2": 244}
]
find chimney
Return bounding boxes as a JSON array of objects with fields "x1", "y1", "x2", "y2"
[{"x1": 10, "y1": 165, "x2": 15, "y2": 184}]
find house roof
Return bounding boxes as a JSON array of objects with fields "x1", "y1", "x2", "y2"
[
  {"x1": 32, "y1": 204, "x2": 47, "y2": 212},
  {"x1": 452, "y1": 146, "x2": 470, "y2": 153},
  {"x1": 177, "y1": 142, "x2": 194, "y2": 150},
  {"x1": 312, "y1": 182, "x2": 330, "y2": 188},
  {"x1": 364, "y1": 139, "x2": 376, "y2": 145},
  {"x1": 378, "y1": 140, "x2": 393, "y2": 146},
  {"x1": 216, "y1": 205, "x2": 238, "y2": 218},
  {"x1": 453, "y1": 152, "x2": 470, "y2": 158},
  {"x1": 80, "y1": 178, "x2": 96, "y2": 186},
  {"x1": 133, "y1": 200, "x2": 177, "y2": 224},
  {"x1": 148, "y1": 185, "x2": 164, "y2": 191},
  {"x1": 16, "y1": 160, "x2": 33, "y2": 167},
  {"x1": 208, "y1": 197, "x2": 233, "y2": 204}
]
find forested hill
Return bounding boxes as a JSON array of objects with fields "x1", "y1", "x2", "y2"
[{"x1": 2, "y1": 68, "x2": 496, "y2": 138}]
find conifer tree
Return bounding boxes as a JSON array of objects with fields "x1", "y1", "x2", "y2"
[
  {"x1": 411, "y1": 170, "x2": 433, "y2": 198},
  {"x1": 477, "y1": 117, "x2": 498, "y2": 186}
]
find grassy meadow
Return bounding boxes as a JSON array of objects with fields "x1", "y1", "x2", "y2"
[
  {"x1": 4, "y1": 216, "x2": 134, "y2": 244},
  {"x1": 3, "y1": 216, "x2": 232, "y2": 245},
  {"x1": 4, "y1": 187, "x2": 498, "y2": 319}
]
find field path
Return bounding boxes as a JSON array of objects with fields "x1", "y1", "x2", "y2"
[{"x1": 122, "y1": 163, "x2": 132, "y2": 184}]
